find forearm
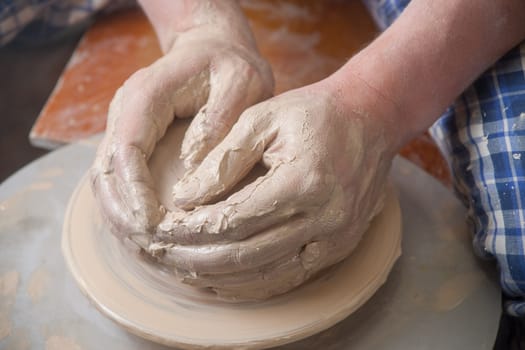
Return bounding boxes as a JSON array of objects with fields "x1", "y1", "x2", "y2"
[
  {"x1": 332, "y1": 0, "x2": 525, "y2": 148},
  {"x1": 137, "y1": 0, "x2": 256, "y2": 53}
]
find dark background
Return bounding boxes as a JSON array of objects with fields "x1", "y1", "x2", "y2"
[{"x1": 0, "y1": 33, "x2": 84, "y2": 182}]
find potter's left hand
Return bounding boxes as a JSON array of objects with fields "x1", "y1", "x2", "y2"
[
  {"x1": 137, "y1": 76, "x2": 404, "y2": 299},
  {"x1": 90, "y1": 0, "x2": 273, "y2": 238}
]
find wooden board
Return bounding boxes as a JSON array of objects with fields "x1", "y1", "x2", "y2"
[{"x1": 29, "y1": 0, "x2": 450, "y2": 185}]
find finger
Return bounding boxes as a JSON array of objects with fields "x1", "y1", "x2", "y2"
[
  {"x1": 163, "y1": 240, "x2": 338, "y2": 300},
  {"x1": 140, "y1": 216, "x2": 314, "y2": 274},
  {"x1": 106, "y1": 54, "x2": 208, "y2": 158},
  {"x1": 179, "y1": 240, "x2": 334, "y2": 286},
  {"x1": 180, "y1": 58, "x2": 267, "y2": 170},
  {"x1": 92, "y1": 55, "x2": 207, "y2": 234},
  {"x1": 186, "y1": 254, "x2": 309, "y2": 301},
  {"x1": 172, "y1": 108, "x2": 276, "y2": 209},
  {"x1": 158, "y1": 162, "x2": 312, "y2": 245},
  {"x1": 91, "y1": 141, "x2": 163, "y2": 235},
  {"x1": 91, "y1": 79, "x2": 164, "y2": 234},
  {"x1": 181, "y1": 251, "x2": 305, "y2": 283}
]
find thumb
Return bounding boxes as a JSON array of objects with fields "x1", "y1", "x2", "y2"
[{"x1": 173, "y1": 109, "x2": 274, "y2": 209}]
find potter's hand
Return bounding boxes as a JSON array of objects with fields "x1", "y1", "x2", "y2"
[
  {"x1": 90, "y1": 0, "x2": 274, "y2": 237},
  {"x1": 140, "y1": 0, "x2": 525, "y2": 301},
  {"x1": 139, "y1": 77, "x2": 402, "y2": 299}
]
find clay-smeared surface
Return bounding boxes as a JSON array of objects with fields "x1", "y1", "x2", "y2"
[
  {"x1": 0, "y1": 138, "x2": 501, "y2": 349},
  {"x1": 0, "y1": 270, "x2": 19, "y2": 340},
  {"x1": 62, "y1": 170, "x2": 401, "y2": 349},
  {"x1": 2, "y1": 327, "x2": 31, "y2": 350},
  {"x1": 27, "y1": 266, "x2": 50, "y2": 304},
  {"x1": 46, "y1": 335, "x2": 83, "y2": 350},
  {"x1": 434, "y1": 273, "x2": 484, "y2": 312}
]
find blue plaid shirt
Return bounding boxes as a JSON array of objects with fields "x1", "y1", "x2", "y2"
[
  {"x1": 0, "y1": 0, "x2": 134, "y2": 46},
  {"x1": 363, "y1": 0, "x2": 525, "y2": 317}
]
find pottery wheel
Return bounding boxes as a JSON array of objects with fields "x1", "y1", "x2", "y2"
[
  {"x1": 0, "y1": 139, "x2": 501, "y2": 349},
  {"x1": 62, "y1": 121, "x2": 402, "y2": 349}
]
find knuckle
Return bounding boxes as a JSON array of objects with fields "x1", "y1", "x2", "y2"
[
  {"x1": 301, "y1": 168, "x2": 329, "y2": 199},
  {"x1": 239, "y1": 60, "x2": 256, "y2": 78},
  {"x1": 238, "y1": 106, "x2": 267, "y2": 132},
  {"x1": 125, "y1": 67, "x2": 150, "y2": 87},
  {"x1": 107, "y1": 68, "x2": 152, "y2": 119},
  {"x1": 243, "y1": 64, "x2": 273, "y2": 100},
  {"x1": 199, "y1": 113, "x2": 233, "y2": 137},
  {"x1": 120, "y1": 67, "x2": 156, "y2": 101},
  {"x1": 107, "y1": 87, "x2": 124, "y2": 121}
]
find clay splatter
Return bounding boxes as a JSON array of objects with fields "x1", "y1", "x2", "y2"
[
  {"x1": 46, "y1": 335, "x2": 83, "y2": 350},
  {"x1": 2, "y1": 327, "x2": 31, "y2": 350},
  {"x1": 0, "y1": 270, "x2": 19, "y2": 340},
  {"x1": 41, "y1": 168, "x2": 64, "y2": 178},
  {"x1": 434, "y1": 272, "x2": 483, "y2": 311},
  {"x1": 27, "y1": 266, "x2": 50, "y2": 304},
  {"x1": 26, "y1": 182, "x2": 54, "y2": 191}
]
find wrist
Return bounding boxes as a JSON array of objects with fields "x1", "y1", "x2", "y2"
[
  {"x1": 279, "y1": 0, "x2": 525, "y2": 160},
  {"x1": 317, "y1": 60, "x2": 412, "y2": 152},
  {"x1": 140, "y1": 0, "x2": 257, "y2": 54},
  {"x1": 328, "y1": 0, "x2": 525, "y2": 150}
]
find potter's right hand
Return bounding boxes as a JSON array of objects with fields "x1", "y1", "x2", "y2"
[
  {"x1": 135, "y1": 74, "x2": 405, "y2": 299},
  {"x1": 90, "y1": 0, "x2": 274, "y2": 237}
]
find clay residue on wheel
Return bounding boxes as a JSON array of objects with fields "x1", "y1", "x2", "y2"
[
  {"x1": 0, "y1": 270, "x2": 19, "y2": 340},
  {"x1": 46, "y1": 335, "x2": 83, "y2": 350},
  {"x1": 27, "y1": 266, "x2": 50, "y2": 304},
  {"x1": 62, "y1": 172, "x2": 401, "y2": 348}
]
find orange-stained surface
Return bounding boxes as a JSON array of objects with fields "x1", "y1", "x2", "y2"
[
  {"x1": 30, "y1": 9, "x2": 162, "y2": 149},
  {"x1": 30, "y1": 0, "x2": 450, "y2": 186}
]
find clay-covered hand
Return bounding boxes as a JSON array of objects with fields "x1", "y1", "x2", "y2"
[
  {"x1": 90, "y1": 25, "x2": 274, "y2": 237},
  {"x1": 138, "y1": 78, "x2": 401, "y2": 300}
]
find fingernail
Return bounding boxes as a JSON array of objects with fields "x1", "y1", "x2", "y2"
[
  {"x1": 172, "y1": 177, "x2": 200, "y2": 208},
  {"x1": 180, "y1": 110, "x2": 206, "y2": 165}
]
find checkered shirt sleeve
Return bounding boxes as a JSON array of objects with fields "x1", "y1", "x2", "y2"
[
  {"x1": 0, "y1": 0, "x2": 111, "y2": 46},
  {"x1": 363, "y1": 0, "x2": 525, "y2": 316}
]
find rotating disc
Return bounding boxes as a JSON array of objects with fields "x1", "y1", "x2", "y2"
[
  {"x1": 62, "y1": 174, "x2": 401, "y2": 349},
  {"x1": 63, "y1": 120, "x2": 401, "y2": 349}
]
